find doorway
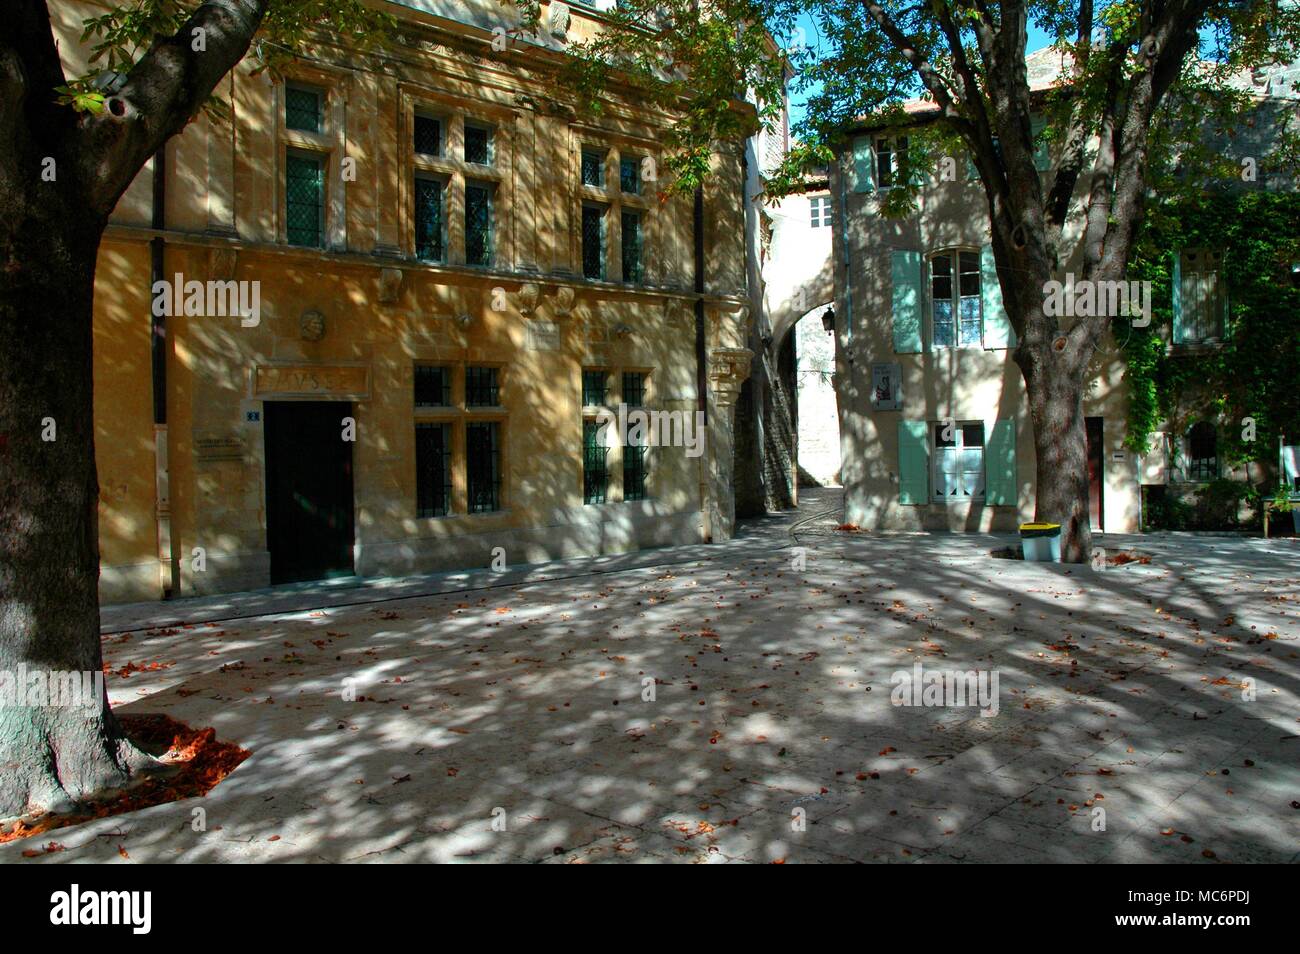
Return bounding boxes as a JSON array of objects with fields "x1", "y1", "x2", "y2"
[
  {"x1": 264, "y1": 400, "x2": 355, "y2": 584},
  {"x1": 1085, "y1": 416, "x2": 1104, "y2": 532}
]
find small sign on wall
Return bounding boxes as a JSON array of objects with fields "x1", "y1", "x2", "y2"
[{"x1": 871, "y1": 362, "x2": 902, "y2": 411}]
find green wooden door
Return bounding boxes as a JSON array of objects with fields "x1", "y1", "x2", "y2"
[{"x1": 264, "y1": 401, "x2": 356, "y2": 584}]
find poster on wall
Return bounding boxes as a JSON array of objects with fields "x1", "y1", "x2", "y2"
[{"x1": 871, "y1": 362, "x2": 902, "y2": 410}]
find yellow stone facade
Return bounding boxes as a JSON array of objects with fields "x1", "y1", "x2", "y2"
[{"x1": 55, "y1": 2, "x2": 754, "y2": 602}]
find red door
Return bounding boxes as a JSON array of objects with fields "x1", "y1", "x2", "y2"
[{"x1": 1085, "y1": 417, "x2": 1104, "y2": 531}]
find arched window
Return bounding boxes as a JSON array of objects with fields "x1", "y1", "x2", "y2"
[
  {"x1": 929, "y1": 249, "x2": 982, "y2": 347},
  {"x1": 1186, "y1": 421, "x2": 1218, "y2": 481}
]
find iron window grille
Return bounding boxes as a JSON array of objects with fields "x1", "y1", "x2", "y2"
[
  {"x1": 584, "y1": 421, "x2": 608, "y2": 504},
  {"x1": 582, "y1": 204, "x2": 606, "y2": 280},
  {"x1": 467, "y1": 421, "x2": 501, "y2": 513},
  {"x1": 1186, "y1": 421, "x2": 1219, "y2": 481},
  {"x1": 621, "y1": 211, "x2": 643, "y2": 283},
  {"x1": 285, "y1": 85, "x2": 322, "y2": 133},
  {"x1": 414, "y1": 176, "x2": 445, "y2": 262},
  {"x1": 622, "y1": 371, "x2": 645, "y2": 407},
  {"x1": 415, "y1": 422, "x2": 452, "y2": 517},
  {"x1": 465, "y1": 124, "x2": 493, "y2": 165},
  {"x1": 414, "y1": 365, "x2": 451, "y2": 407},
  {"x1": 465, "y1": 182, "x2": 493, "y2": 267},
  {"x1": 623, "y1": 441, "x2": 648, "y2": 501},
  {"x1": 285, "y1": 151, "x2": 325, "y2": 248},
  {"x1": 465, "y1": 366, "x2": 500, "y2": 407},
  {"x1": 414, "y1": 114, "x2": 442, "y2": 157},
  {"x1": 582, "y1": 370, "x2": 607, "y2": 407}
]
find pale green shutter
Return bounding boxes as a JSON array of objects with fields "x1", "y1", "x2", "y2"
[
  {"x1": 980, "y1": 243, "x2": 1014, "y2": 349},
  {"x1": 1031, "y1": 118, "x2": 1050, "y2": 171},
  {"x1": 898, "y1": 420, "x2": 930, "y2": 505},
  {"x1": 985, "y1": 419, "x2": 1018, "y2": 506},
  {"x1": 852, "y1": 137, "x2": 876, "y2": 193},
  {"x1": 1171, "y1": 250, "x2": 1185, "y2": 344},
  {"x1": 892, "y1": 249, "x2": 923, "y2": 353}
]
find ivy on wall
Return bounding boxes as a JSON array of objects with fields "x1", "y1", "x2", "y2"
[{"x1": 1121, "y1": 191, "x2": 1300, "y2": 472}]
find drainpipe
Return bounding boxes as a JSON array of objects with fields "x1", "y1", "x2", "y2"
[
  {"x1": 150, "y1": 147, "x2": 176, "y2": 599},
  {"x1": 694, "y1": 183, "x2": 711, "y2": 543},
  {"x1": 837, "y1": 155, "x2": 852, "y2": 346}
]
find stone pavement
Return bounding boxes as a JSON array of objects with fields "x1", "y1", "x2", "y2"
[{"x1": 4, "y1": 488, "x2": 1298, "y2": 863}]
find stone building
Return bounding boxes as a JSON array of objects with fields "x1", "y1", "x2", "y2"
[
  {"x1": 827, "y1": 48, "x2": 1140, "y2": 534},
  {"x1": 56, "y1": 0, "x2": 755, "y2": 602}
]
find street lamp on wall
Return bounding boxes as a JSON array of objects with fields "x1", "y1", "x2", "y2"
[{"x1": 821, "y1": 308, "x2": 835, "y2": 334}]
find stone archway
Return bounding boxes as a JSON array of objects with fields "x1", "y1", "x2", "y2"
[{"x1": 785, "y1": 302, "x2": 841, "y2": 489}]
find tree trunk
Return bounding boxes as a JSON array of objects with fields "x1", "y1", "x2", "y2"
[
  {"x1": 1018, "y1": 345, "x2": 1093, "y2": 563},
  {"x1": 0, "y1": 204, "x2": 155, "y2": 820}
]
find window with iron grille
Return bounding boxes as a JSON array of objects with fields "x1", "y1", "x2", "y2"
[
  {"x1": 285, "y1": 85, "x2": 322, "y2": 133},
  {"x1": 621, "y1": 211, "x2": 643, "y2": 283},
  {"x1": 623, "y1": 440, "x2": 647, "y2": 501},
  {"x1": 414, "y1": 176, "x2": 445, "y2": 262},
  {"x1": 622, "y1": 371, "x2": 645, "y2": 407},
  {"x1": 620, "y1": 156, "x2": 641, "y2": 194},
  {"x1": 582, "y1": 205, "x2": 605, "y2": 280},
  {"x1": 414, "y1": 114, "x2": 442, "y2": 157},
  {"x1": 414, "y1": 365, "x2": 451, "y2": 407},
  {"x1": 581, "y1": 149, "x2": 605, "y2": 187},
  {"x1": 583, "y1": 420, "x2": 608, "y2": 504},
  {"x1": 465, "y1": 366, "x2": 499, "y2": 407},
  {"x1": 467, "y1": 421, "x2": 501, "y2": 513},
  {"x1": 582, "y1": 369, "x2": 607, "y2": 407},
  {"x1": 1186, "y1": 421, "x2": 1218, "y2": 481},
  {"x1": 465, "y1": 182, "x2": 493, "y2": 267},
  {"x1": 465, "y1": 123, "x2": 493, "y2": 165},
  {"x1": 285, "y1": 151, "x2": 324, "y2": 247},
  {"x1": 415, "y1": 422, "x2": 452, "y2": 517}
]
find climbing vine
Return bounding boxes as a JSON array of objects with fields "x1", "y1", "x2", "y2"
[{"x1": 1121, "y1": 191, "x2": 1300, "y2": 472}]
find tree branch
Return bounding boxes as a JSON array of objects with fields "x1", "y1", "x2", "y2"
[{"x1": 70, "y1": 0, "x2": 270, "y2": 218}]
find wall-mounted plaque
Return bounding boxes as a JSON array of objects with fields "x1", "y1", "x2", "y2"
[
  {"x1": 526, "y1": 319, "x2": 560, "y2": 352},
  {"x1": 871, "y1": 362, "x2": 902, "y2": 411},
  {"x1": 253, "y1": 363, "x2": 370, "y2": 399}
]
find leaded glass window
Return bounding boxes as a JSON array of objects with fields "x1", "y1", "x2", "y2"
[
  {"x1": 465, "y1": 124, "x2": 492, "y2": 165},
  {"x1": 581, "y1": 149, "x2": 605, "y2": 187},
  {"x1": 285, "y1": 85, "x2": 322, "y2": 133},
  {"x1": 582, "y1": 204, "x2": 605, "y2": 280},
  {"x1": 414, "y1": 176, "x2": 445, "y2": 262},
  {"x1": 414, "y1": 114, "x2": 442, "y2": 156},
  {"x1": 465, "y1": 182, "x2": 493, "y2": 267},
  {"x1": 286, "y1": 151, "x2": 324, "y2": 248},
  {"x1": 621, "y1": 211, "x2": 643, "y2": 283}
]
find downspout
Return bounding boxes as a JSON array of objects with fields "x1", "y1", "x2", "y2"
[
  {"x1": 695, "y1": 184, "x2": 711, "y2": 543},
  {"x1": 150, "y1": 147, "x2": 176, "y2": 599}
]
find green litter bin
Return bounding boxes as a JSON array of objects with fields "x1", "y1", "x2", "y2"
[{"x1": 1019, "y1": 522, "x2": 1061, "y2": 562}]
